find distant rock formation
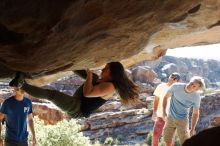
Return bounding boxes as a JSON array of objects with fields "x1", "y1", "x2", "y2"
[
  {"x1": 134, "y1": 56, "x2": 220, "y2": 88},
  {"x1": 1, "y1": 72, "x2": 220, "y2": 144}
]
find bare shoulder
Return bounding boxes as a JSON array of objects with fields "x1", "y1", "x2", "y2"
[
  {"x1": 98, "y1": 82, "x2": 115, "y2": 89},
  {"x1": 97, "y1": 82, "x2": 116, "y2": 99}
]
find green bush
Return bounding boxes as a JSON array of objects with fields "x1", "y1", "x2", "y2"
[
  {"x1": 138, "y1": 108, "x2": 149, "y2": 114},
  {"x1": 146, "y1": 131, "x2": 153, "y2": 145},
  {"x1": 104, "y1": 137, "x2": 113, "y2": 145},
  {"x1": 29, "y1": 117, "x2": 91, "y2": 146},
  {"x1": 174, "y1": 134, "x2": 180, "y2": 146}
]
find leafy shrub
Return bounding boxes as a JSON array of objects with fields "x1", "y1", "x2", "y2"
[
  {"x1": 174, "y1": 134, "x2": 180, "y2": 146},
  {"x1": 104, "y1": 137, "x2": 113, "y2": 145},
  {"x1": 134, "y1": 144, "x2": 149, "y2": 146},
  {"x1": 146, "y1": 131, "x2": 153, "y2": 145},
  {"x1": 138, "y1": 108, "x2": 149, "y2": 114},
  {"x1": 29, "y1": 117, "x2": 91, "y2": 146}
]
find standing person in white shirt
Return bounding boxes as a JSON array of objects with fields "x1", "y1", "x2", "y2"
[{"x1": 151, "y1": 72, "x2": 181, "y2": 146}]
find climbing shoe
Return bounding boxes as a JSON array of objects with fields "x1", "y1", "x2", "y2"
[{"x1": 9, "y1": 72, "x2": 25, "y2": 88}]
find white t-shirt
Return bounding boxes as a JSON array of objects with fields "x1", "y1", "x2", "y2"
[{"x1": 153, "y1": 83, "x2": 171, "y2": 117}]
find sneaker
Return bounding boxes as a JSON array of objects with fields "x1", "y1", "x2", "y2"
[{"x1": 9, "y1": 72, "x2": 25, "y2": 88}]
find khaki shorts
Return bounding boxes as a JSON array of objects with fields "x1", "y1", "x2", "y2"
[{"x1": 163, "y1": 116, "x2": 190, "y2": 145}]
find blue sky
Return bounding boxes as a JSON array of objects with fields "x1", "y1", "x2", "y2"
[{"x1": 166, "y1": 43, "x2": 220, "y2": 61}]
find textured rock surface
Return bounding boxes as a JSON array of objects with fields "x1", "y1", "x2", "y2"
[
  {"x1": 1, "y1": 0, "x2": 220, "y2": 82},
  {"x1": 1, "y1": 74, "x2": 220, "y2": 144},
  {"x1": 210, "y1": 115, "x2": 220, "y2": 126},
  {"x1": 134, "y1": 56, "x2": 220, "y2": 87},
  {"x1": 32, "y1": 103, "x2": 70, "y2": 125},
  {"x1": 198, "y1": 92, "x2": 220, "y2": 129},
  {"x1": 132, "y1": 66, "x2": 157, "y2": 83}
]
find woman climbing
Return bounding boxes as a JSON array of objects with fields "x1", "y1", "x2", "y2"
[{"x1": 9, "y1": 62, "x2": 140, "y2": 118}]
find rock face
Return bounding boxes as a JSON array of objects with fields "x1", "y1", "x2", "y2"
[
  {"x1": 132, "y1": 66, "x2": 158, "y2": 84},
  {"x1": 1, "y1": 73, "x2": 220, "y2": 145},
  {"x1": 134, "y1": 56, "x2": 220, "y2": 88},
  {"x1": 210, "y1": 115, "x2": 220, "y2": 126},
  {"x1": 198, "y1": 92, "x2": 220, "y2": 129},
  {"x1": 1, "y1": 0, "x2": 220, "y2": 82},
  {"x1": 81, "y1": 108, "x2": 154, "y2": 145},
  {"x1": 79, "y1": 93, "x2": 220, "y2": 145},
  {"x1": 32, "y1": 103, "x2": 70, "y2": 125}
]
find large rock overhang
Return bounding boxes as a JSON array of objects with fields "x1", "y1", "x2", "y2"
[{"x1": 0, "y1": 0, "x2": 220, "y2": 81}]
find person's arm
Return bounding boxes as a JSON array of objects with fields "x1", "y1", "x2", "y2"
[
  {"x1": 190, "y1": 108, "x2": 200, "y2": 137},
  {"x1": 162, "y1": 92, "x2": 171, "y2": 120},
  {"x1": 28, "y1": 114, "x2": 36, "y2": 146},
  {"x1": 0, "y1": 112, "x2": 4, "y2": 146},
  {"x1": 152, "y1": 96, "x2": 159, "y2": 121},
  {"x1": 74, "y1": 70, "x2": 98, "y2": 84},
  {"x1": 83, "y1": 69, "x2": 114, "y2": 98}
]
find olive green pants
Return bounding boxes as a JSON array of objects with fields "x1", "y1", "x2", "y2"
[
  {"x1": 163, "y1": 116, "x2": 189, "y2": 145},
  {"x1": 22, "y1": 70, "x2": 98, "y2": 118}
]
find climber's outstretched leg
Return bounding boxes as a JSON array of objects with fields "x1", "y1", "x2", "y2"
[{"x1": 9, "y1": 72, "x2": 82, "y2": 118}]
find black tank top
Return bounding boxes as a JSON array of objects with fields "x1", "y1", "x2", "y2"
[
  {"x1": 75, "y1": 70, "x2": 108, "y2": 117},
  {"x1": 80, "y1": 96, "x2": 107, "y2": 117}
]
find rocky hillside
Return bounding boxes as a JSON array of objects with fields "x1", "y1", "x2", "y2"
[
  {"x1": 1, "y1": 85, "x2": 219, "y2": 145},
  {"x1": 1, "y1": 57, "x2": 220, "y2": 145},
  {"x1": 133, "y1": 56, "x2": 220, "y2": 88}
]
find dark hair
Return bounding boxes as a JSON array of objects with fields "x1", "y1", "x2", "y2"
[
  {"x1": 171, "y1": 72, "x2": 181, "y2": 81},
  {"x1": 183, "y1": 126, "x2": 220, "y2": 146},
  {"x1": 108, "y1": 62, "x2": 140, "y2": 105}
]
